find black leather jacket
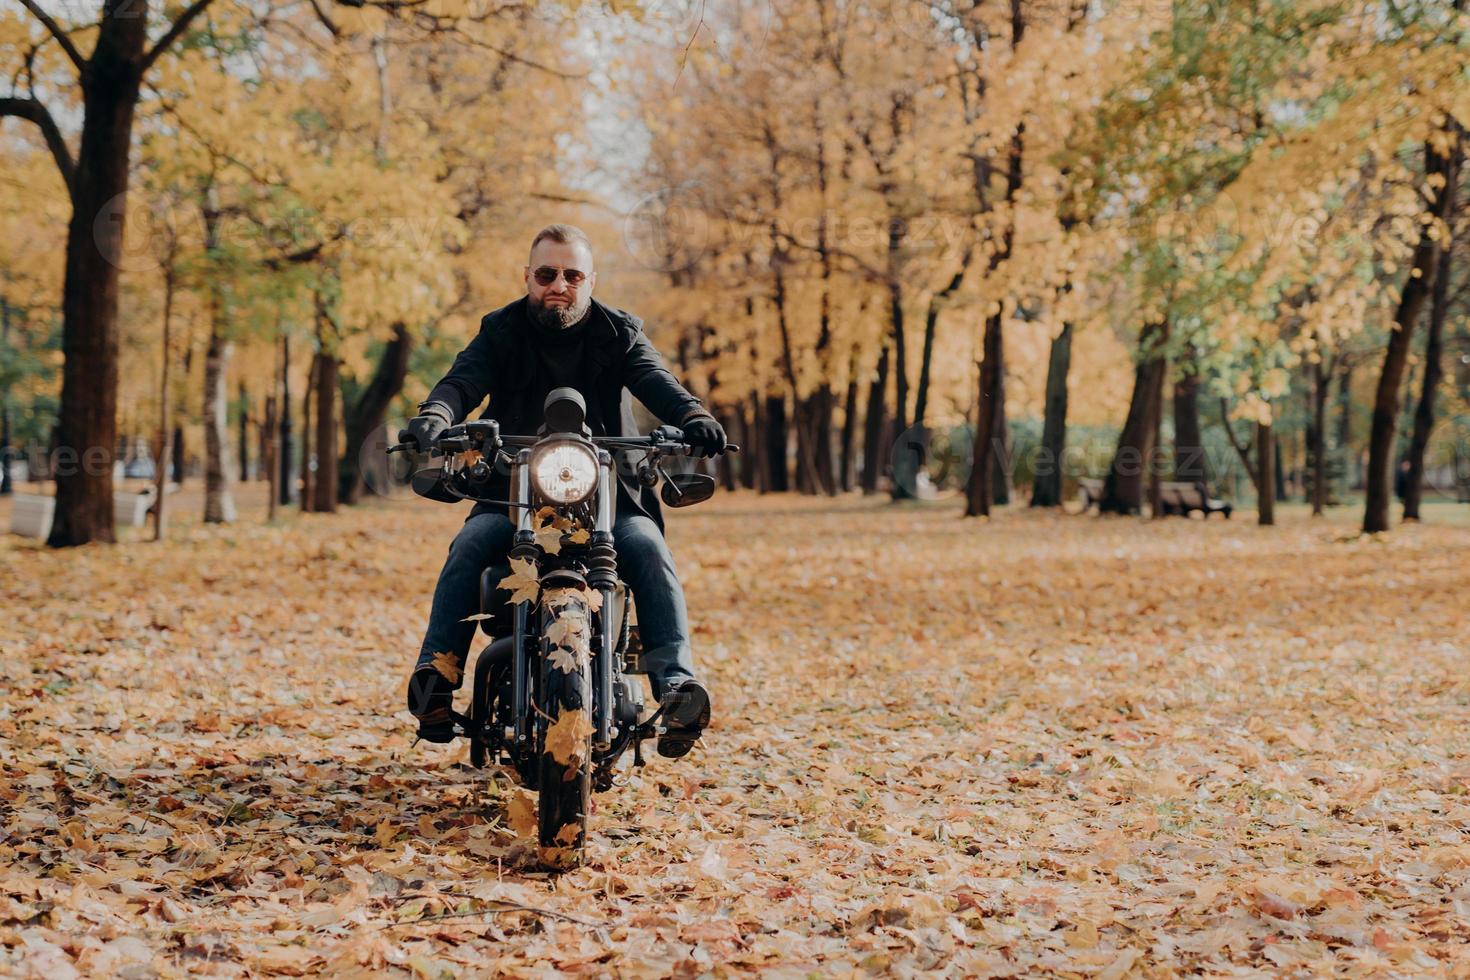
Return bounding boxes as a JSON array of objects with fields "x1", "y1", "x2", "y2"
[{"x1": 420, "y1": 296, "x2": 711, "y2": 531}]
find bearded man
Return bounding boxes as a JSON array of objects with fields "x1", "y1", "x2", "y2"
[{"x1": 400, "y1": 224, "x2": 725, "y2": 758}]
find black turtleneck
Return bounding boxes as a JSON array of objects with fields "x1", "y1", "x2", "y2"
[{"x1": 526, "y1": 305, "x2": 590, "y2": 392}]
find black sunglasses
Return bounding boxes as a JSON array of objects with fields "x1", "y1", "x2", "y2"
[{"x1": 533, "y1": 266, "x2": 587, "y2": 287}]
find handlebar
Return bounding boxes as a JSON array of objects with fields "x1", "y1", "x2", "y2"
[{"x1": 389, "y1": 419, "x2": 738, "y2": 458}]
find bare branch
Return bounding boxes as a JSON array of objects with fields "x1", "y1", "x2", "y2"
[
  {"x1": 140, "y1": 0, "x2": 219, "y2": 74},
  {"x1": 18, "y1": 0, "x2": 86, "y2": 75},
  {"x1": 307, "y1": 0, "x2": 342, "y2": 39},
  {"x1": 0, "y1": 96, "x2": 76, "y2": 197},
  {"x1": 431, "y1": 26, "x2": 588, "y2": 79}
]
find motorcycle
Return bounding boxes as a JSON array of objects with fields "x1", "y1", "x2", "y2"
[{"x1": 389, "y1": 387, "x2": 735, "y2": 869}]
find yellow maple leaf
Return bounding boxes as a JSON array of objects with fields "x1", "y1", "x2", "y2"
[
  {"x1": 534, "y1": 523, "x2": 564, "y2": 555},
  {"x1": 546, "y1": 612, "x2": 589, "y2": 653},
  {"x1": 506, "y1": 789, "x2": 537, "y2": 838},
  {"x1": 497, "y1": 557, "x2": 540, "y2": 605},
  {"x1": 567, "y1": 528, "x2": 590, "y2": 545},
  {"x1": 543, "y1": 709, "x2": 593, "y2": 769},
  {"x1": 548, "y1": 646, "x2": 583, "y2": 674},
  {"x1": 537, "y1": 845, "x2": 581, "y2": 871},
  {"x1": 541, "y1": 587, "x2": 586, "y2": 614},
  {"x1": 429, "y1": 651, "x2": 461, "y2": 686}
]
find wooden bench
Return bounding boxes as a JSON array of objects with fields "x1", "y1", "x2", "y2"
[
  {"x1": 1077, "y1": 478, "x2": 1105, "y2": 513},
  {"x1": 9, "y1": 494, "x2": 55, "y2": 539},
  {"x1": 8, "y1": 487, "x2": 162, "y2": 539},
  {"x1": 1158, "y1": 481, "x2": 1232, "y2": 519},
  {"x1": 114, "y1": 488, "x2": 156, "y2": 528}
]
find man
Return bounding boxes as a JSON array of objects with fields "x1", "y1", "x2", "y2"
[{"x1": 402, "y1": 224, "x2": 725, "y2": 759}]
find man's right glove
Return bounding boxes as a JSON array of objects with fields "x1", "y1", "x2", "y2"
[{"x1": 399, "y1": 406, "x2": 451, "y2": 452}]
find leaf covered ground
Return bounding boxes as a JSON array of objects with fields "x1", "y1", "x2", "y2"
[{"x1": 2, "y1": 490, "x2": 1469, "y2": 976}]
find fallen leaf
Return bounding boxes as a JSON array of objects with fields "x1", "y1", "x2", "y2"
[
  {"x1": 544, "y1": 709, "x2": 593, "y2": 769},
  {"x1": 498, "y1": 557, "x2": 540, "y2": 605},
  {"x1": 429, "y1": 651, "x2": 461, "y2": 686}
]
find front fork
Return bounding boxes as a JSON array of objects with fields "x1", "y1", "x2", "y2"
[
  {"x1": 588, "y1": 454, "x2": 617, "y2": 751},
  {"x1": 509, "y1": 452, "x2": 621, "y2": 754},
  {"x1": 510, "y1": 454, "x2": 535, "y2": 749}
]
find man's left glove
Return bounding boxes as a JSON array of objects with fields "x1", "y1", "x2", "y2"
[
  {"x1": 399, "y1": 404, "x2": 452, "y2": 453},
  {"x1": 682, "y1": 415, "x2": 727, "y2": 458}
]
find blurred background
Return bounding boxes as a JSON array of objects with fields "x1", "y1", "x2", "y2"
[{"x1": 2, "y1": 0, "x2": 1468, "y2": 541}]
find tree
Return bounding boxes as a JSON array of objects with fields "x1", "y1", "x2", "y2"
[{"x1": 1, "y1": 0, "x2": 546, "y2": 543}]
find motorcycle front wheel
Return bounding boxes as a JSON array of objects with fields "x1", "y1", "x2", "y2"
[{"x1": 535, "y1": 594, "x2": 594, "y2": 870}]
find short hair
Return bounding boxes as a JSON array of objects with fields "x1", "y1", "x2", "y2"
[{"x1": 529, "y1": 224, "x2": 594, "y2": 263}]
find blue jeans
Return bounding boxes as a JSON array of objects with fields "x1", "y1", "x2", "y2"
[{"x1": 415, "y1": 512, "x2": 695, "y2": 699}]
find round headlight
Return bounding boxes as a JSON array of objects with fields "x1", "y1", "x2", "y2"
[{"x1": 530, "y1": 440, "x2": 598, "y2": 504}]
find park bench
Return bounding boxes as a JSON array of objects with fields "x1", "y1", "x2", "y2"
[
  {"x1": 114, "y1": 487, "x2": 156, "y2": 528},
  {"x1": 9, "y1": 494, "x2": 55, "y2": 539},
  {"x1": 1077, "y1": 478, "x2": 1105, "y2": 513},
  {"x1": 1158, "y1": 481, "x2": 1232, "y2": 519},
  {"x1": 8, "y1": 486, "x2": 164, "y2": 539}
]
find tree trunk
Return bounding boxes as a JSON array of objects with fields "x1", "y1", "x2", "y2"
[
  {"x1": 264, "y1": 395, "x2": 279, "y2": 523},
  {"x1": 237, "y1": 380, "x2": 250, "y2": 482},
  {"x1": 965, "y1": 313, "x2": 1005, "y2": 516},
  {"x1": 1308, "y1": 358, "x2": 1329, "y2": 516},
  {"x1": 338, "y1": 321, "x2": 411, "y2": 505},
  {"x1": 0, "y1": 400, "x2": 10, "y2": 497},
  {"x1": 1364, "y1": 137, "x2": 1458, "y2": 533},
  {"x1": 42, "y1": 3, "x2": 148, "y2": 546},
  {"x1": 810, "y1": 103, "x2": 838, "y2": 497},
  {"x1": 810, "y1": 385, "x2": 836, "y2": 495},
  {"x1": 750, "y1": 392, "x2": 770, "y2": 493},
  {"x1": 887, "y1": 272, "x2": 911, "y2": 500},
  {"x1": 1100, "y1": 321, "x2": 1169, "y2": 515},
  {"x1": 840, "y1": 372, "x2": 859, "y2": 493},
  {"x1": 257, "y1": 399, "x2": 270, "y2": 480},
  {"x1": 200, "y1": 182, "x2": 236, "y2": 524},
  {"x1": 763, "y1": 393, "x2": 789, "y2": 493},
  {"x1": 279, "y1": 331, "x2": 294, "y2": 505},
  {"x1": 313, "y1": 353, "x2": 338, "y2": 513},
  {"x1": 1403, "y1": 143, "x2": 1459, "y2": 520},
  {"x1": 0, "y1": 300, "x2": 12, "y2": 496},
  {"x1": 1148, "y1": 367, "x2": 1164, "y2": 517},
  {"x1": 202, "y1": 324, "x2": 237, "y2": 523},
  {"x1": 301, "y1": 354, "x2": 315, "y2": 510},
  {"x1": 1031, "y1": 323, "x2": 1073, "y2": 507},
  {"x1": 769, "y1": 237, "x2": 818, "y2": 496},
  {"x1": 1173, "y1": 353, "x2": 1207, "y2": 484},
  {"x1": 171, "y1": 426, "x2": 185, "y2": 485},
  {"x1": 734, "y1": 401, "x2": 756, "y2": 489},
  {"x1": 1336, "y1": 362, "x2": 1355, "y2": 488},
  {"x1": 152, "y1": 268, "x2": 175, "y2": 540},
  {"x1": 991, "y1": 366, "x2": 1011, "y2": 506},
  {"x1": 861, "y1": 344, "x2": 890, "y2": 494},
  {"x1": 1273, "y1": 434, "x2": 1286, "y2": 504},
  {"x1": 1257, "y1": 421, "x2": 1275, "y2": 526},
  {"x1": 718, "y1": 403, "x2": 739, "y2": 492}
]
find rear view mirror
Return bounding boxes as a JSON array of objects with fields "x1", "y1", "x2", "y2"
[{"x1": 660, "y1": 472, "x2": 715, "y2": 508}]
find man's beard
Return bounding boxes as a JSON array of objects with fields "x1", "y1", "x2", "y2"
[{"x1": 528, "y1": 294, "x2": 590, "y2": 330}]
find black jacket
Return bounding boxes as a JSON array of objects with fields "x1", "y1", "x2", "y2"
[{"x1": 421, "y1": 296, "x2": 711, "y2": 531}]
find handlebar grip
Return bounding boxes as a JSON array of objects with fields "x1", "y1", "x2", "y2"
[{"x1": 670, "y1": 442, "x2": 740, "y2": 457}]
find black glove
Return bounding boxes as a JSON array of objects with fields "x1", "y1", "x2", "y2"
[
  {"x1": 682, "y1": 415, "x2": 727, "y2": 458},
  {"x1": 399, "y1": 407, "x2": 450, "y2": 452}
]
